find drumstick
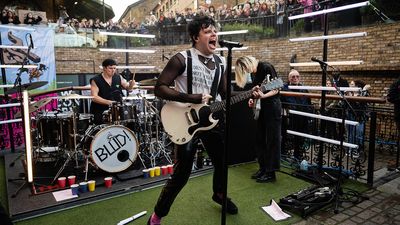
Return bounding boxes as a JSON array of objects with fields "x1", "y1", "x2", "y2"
[{"x1": 117, "y1": 211, "x2": 147, "y2": 225}]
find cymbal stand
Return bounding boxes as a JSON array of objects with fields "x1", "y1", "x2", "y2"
[
  {"x1": 143, "y1": 98, "x2": 172, "y2": 167},
  {"x1": 71, "y1": 100, "x2": 79, "y2": 168},
  {"x1": 76, "y1": 124, "x2": 97, "y2": 181}
]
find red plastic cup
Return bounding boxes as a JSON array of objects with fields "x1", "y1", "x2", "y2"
[
  {"x1": 104, "y1": 177, "x2": 112, "y2": 188},
  {"x1": 161, "y1": 166, "x2": 168, "y2": 175},
  {"x1": 58, "y1": 177, "x2": 66, "y2": 188},
  {"x1": 68, "y1": 175, "x2": 76, "y2": 186},
  {"x1": 167, "y1": 165, "x2": 174, "y2": 174}
]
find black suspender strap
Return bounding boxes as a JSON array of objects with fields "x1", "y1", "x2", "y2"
[
  {"x1": 186, "y1": 50, "x2": 193, "y2": 94},
  {"x1": 210, "y1": 54, "x2": 223, "y2": 100}
]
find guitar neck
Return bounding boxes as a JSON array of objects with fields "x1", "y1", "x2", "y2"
[
  {"x1": 208, "y1": 78, "x2": 282, "y2": 113},
  {"x1": 209, "y1": 89, "x2": 253, "y2": 113}
]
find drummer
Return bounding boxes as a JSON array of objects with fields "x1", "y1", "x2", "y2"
[{"x1": 90, "y1": 58, "x2": 136, "y2": 125}]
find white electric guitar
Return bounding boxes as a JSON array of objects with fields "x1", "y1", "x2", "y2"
[{"x1": 161, "y1": 78, "x2": 284, "y2": 145}]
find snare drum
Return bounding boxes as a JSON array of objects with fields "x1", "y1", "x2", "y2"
[
  {"x1": 37, "y1": 111, "x2": 72, "y2": 147},
  {"x1": 85, "y1": 125, "x2": 138, "y2": 173}
]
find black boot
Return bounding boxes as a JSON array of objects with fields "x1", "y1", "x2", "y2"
[
  {"x1": 256, "y1": 171, "x2": 276, "y2": 183},
  {"x1": 251, "y1": 169, "x2": 265, "y2": 179}
]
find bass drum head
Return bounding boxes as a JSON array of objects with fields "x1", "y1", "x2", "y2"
[{"x1": 90, "y1": 125, "x2": 138, "y2": 173}]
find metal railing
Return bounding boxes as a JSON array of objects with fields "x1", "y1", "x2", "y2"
[{"x1": 281, "y1": 101, "x2": 398, "y2": 186}]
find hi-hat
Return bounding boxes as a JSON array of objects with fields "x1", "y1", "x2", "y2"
[
  {"x1": 52, "y1": 93, "x2": 94, "y2": 100},
  {"x1": 15, "y1": 97, "x2": 52, "y2": 117},
  {"x1": 5, "y1": 81, "x2": 48, "y2": 95}
]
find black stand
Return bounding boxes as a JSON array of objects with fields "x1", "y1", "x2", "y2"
[
  {"x1": 218, "y1": 39, "x2": 242, "y2": 225},
  {"x1": 6, "y1": 33, "x2": 35, "y2": 197},
  {"x1": 220, "y1": 48, "x2": 231, "y2": 225},
  {"x1": 330, "y1": 79, "x2": 368, "y2": 213}
]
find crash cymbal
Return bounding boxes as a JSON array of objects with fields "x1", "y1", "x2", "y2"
[
  {"x1": 52, "y1": 93, "x2": 94, "y2": 100},
  {"x1": 139, "y1": 78, "x2": 157, "y2": 86},
  {"x1": 5, "y1": 81, "x2": 48, "y2": 95},
  {"x1": 15, "y1": 97, "x2": 52, "y2": 117}
]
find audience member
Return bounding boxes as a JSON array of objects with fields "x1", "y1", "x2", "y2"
[
  {"x1": 281, "y1": 69, "x2": 312, "y2": 159},
  {"x1": 348, "y1": 80, "x2": 370, "y2": 148}
]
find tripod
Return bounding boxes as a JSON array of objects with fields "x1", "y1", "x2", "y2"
[{"x1": 139, "y1": 96, "x2": 172, "y2": 168}]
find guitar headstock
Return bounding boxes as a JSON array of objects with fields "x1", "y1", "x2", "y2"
[{"x1": 261, "y1": 78, "x2": 284, "y2": 91}]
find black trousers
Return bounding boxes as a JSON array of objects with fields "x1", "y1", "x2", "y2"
[
  {"x1": 154, "y1": 124, "x2": 225, "y2": 217},
  {"x1": 255, "y1": 99, "x2": 282, "y2": 173}
]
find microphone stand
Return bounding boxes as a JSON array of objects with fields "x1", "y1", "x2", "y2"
[
  {"x1": 318, "y1": 62, "x2": 368, "y2": 213},
  {"x1": 8, "y1": 33, "x2": 36, "y2": 197},
  {"x1": 220, "y1": 44, "x2": 234, "y2": 225}
]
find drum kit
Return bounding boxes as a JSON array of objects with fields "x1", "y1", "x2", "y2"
[{"x1": 28, "y1": 90, "x2": 171, "y2": 180}]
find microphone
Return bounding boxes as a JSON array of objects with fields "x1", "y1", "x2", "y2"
[
  {"x1": 29, "y1": 33, "x2": 34, "y2": 49},
  {"x1": 218, "y1": 40, "x2": 243, "y2": 48},
  {"x1": 311, "y1": 57, "x2": 327, "y2": 65}
]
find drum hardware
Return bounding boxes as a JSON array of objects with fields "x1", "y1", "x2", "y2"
[
  {"x1": 50, "y1": 99, "x2": 85, "y2": 182},
  {"x1": 139, "y1": 97, "x2": 172, "y2": 168}
]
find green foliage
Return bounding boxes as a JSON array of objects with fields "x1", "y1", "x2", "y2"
[
  {"x1": 291, "y1": 19, "x2": 305, "y2": 36},
  {"x1": 129, "y1": 37, "x2": 151, "y2": 47},
  {"x1": 222, "y1": 23, "x2": 275, "y2": 37}
]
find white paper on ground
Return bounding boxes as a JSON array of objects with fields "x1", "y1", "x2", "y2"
[
  {"x1": 261, "y1": 199, "x2": 291, "y2": 221},
  {"x1": 52, "y1": 189, "x2": 78, "y2": 202}
]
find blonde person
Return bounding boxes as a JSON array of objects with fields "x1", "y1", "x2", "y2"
[{"x1": 235, "y1": 56, "x2": 281, "y2": 183}]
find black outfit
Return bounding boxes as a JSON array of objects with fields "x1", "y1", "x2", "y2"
[
  {"x1": 251, "y1": 62, "x2": 282, "y2": 182},
  {"x1": 90, "y1": 74, "x2": 123, "y2": 125},
  {"x1": 281, "y1": 83, "x2": 312, "y2": 159},
  {"x1": 153, "y1": 51, "x2": 235, "y2": 217}
]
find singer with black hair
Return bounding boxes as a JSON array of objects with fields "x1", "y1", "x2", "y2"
[
  {"x1": 147, "y1": 15, "x2": 240, "y2": 225},
  {"x1": 90, "y1": 58, "x2": 136, "y2": 125}
]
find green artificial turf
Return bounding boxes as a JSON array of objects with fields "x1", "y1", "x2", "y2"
[{"x1": 4, "y1": 161, "x2": 369, "y2": 225}]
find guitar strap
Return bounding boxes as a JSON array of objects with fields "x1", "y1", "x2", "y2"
[
  {"x1": 186, "y1": 50, "x2": 193, "y2": 94},
  {"x1": 211, "y1": 55, "x2": 223, "y2": 101},
  {"x1": 186, "y1": 50, "x2": 223, "y2": 100}
]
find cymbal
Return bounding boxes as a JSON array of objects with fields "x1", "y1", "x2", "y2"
[
  {"x1": 139, "y1": 78, "x2": 157, "y2": 86},
  {"x1": 124, "y1": 94, "x2": 156, "y2": 100},
  {"x1": 52, "y1": 93, "x2": 94, "y2": 100},
  {"x1": 15, "y1": 97, "x2": 52, "y2": 117},
  {"x1": 5, "y1": 81, "x2": 48, "y2": 95}
]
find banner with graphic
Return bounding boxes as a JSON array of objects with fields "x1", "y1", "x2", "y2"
[
  {"x1": 0, "y1": 26, "x2": 56, "y2": 93},
  {"x1": 0, "y1": 26, "x2": 57, "y2": 150}
]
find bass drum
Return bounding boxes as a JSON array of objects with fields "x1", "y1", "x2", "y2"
[{"x1": 87, "y1": 125, "x2": 138, "y2": 173}]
